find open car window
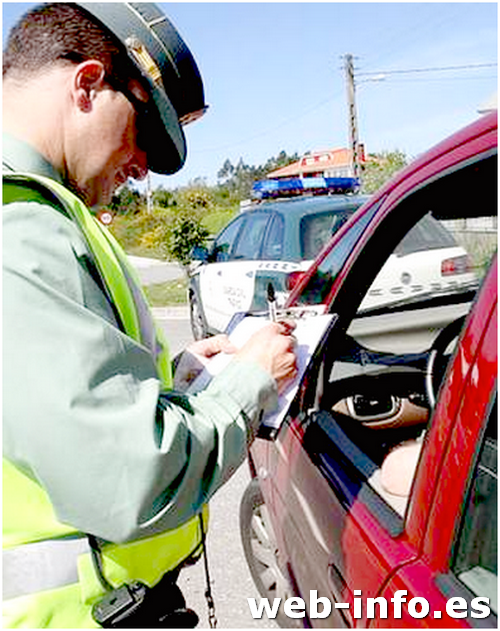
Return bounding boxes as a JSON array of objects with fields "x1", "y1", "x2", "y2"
[
  {"x1": 358, "y1": 211, "x2": 480, "y2": 314},
  {"x1": 311, "y1": 152, "x2": 497, "y2": 520}
]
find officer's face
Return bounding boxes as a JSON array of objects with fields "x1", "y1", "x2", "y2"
[{"x1": 70, "y1": 77, "x2": 149, "y2": 208}]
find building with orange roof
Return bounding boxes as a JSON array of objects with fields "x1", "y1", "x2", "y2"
[{"x1": 267, "y1": 146, "x2": 365, "y2": 180}]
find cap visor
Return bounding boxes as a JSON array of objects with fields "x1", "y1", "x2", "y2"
[{"x1": 144, "y1": 87, "x2": 187, "y2": 175}]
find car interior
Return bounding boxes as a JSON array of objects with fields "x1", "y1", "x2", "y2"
[
  {"x1": 296, "y1": 152, "x2": 497, "y2": 520},
  {"x1": 300, "y1": 212, "x2": 350, "y2": 260}
]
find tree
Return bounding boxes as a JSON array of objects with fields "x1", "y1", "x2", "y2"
[
  {"x1": 175, "y1": 186, "x2": 214, "y2": 211},
  {"x1": 168, "y1": 216, "x2": 209, "y2": 270},
  {"x1": 262, "y1": 150, "x2": 300, "y2": 174},
  {"x1": 160, "y1": 184, "x2": 213, "y2": 271},
  {"x1": 217, "y1": 158, "x2": 235, "y2": 182},
  {"x1": 107, "y1": 183, "x2": 144, "y2": 215},
  {"x1": 152, "y1": 186, "x2": 176, "y2": 209},
  {"x1": 216, "y1": 150, "x2": 300, "y2": 201},
  {"x1": 361, "y1": 150, "x2": 408, "y2": 194}
]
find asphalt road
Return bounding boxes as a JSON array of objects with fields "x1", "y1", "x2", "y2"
[
  {"x1": 155, "y1": 308, "x2": 277, "y2": 629},
  {"x1": 131, "y1": 256, "x2": 278, "y2": 629},
  {"x1": 129, "y1": 256, "x2": 184, "y2": 286}
]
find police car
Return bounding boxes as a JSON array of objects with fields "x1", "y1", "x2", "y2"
[
  {"x1": 188, "y1": 177, "x2": 368, "y2": 339},
  {"x1": 188, "y1": 174, "x2": 477, "y2": 339}
]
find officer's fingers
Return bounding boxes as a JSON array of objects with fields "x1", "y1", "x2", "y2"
[
  {"x1": 276, "y1": 318, "x2": 296, "y2": 335},
  {"x1": 276, "y1": 330, "x2": 297, "y2": 354},
  {"x1": 275, "y1": 355, "x2": 299, "y2": 394},
  {"x1": 187, "y1": 334, "x2": 236, "y2": 359},
  {"x1": 210, "y1": 334, "x2": 237, "y2": 355}
]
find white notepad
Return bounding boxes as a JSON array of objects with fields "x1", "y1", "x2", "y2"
[{"x1": 187, "y1": 306, "x2": 335, "y2": 430}]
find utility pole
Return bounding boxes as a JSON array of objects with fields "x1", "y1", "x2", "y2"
[
  {"x1": 344, "y1": 54, "x2": 360, "y2": 181},
  {"x1": 146, "y1": 170, "x2": 152, "y2": 214}
]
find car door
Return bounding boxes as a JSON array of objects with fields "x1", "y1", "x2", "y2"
[
  {"x1": 218, "y1": 211, "x2": 272, "y2": 327},
  {"x1": 265, "y1": 146, "x2": 496, "y2": 627},
  {"x1": 375, "y1": 281, "x2": 497, "y2": 628},
  {"x1": 198, "y1": 215, "x2": 246, "y2": 332},
  {"x1": 200, "y1": 212, "x2": 271, "y2": 331}
]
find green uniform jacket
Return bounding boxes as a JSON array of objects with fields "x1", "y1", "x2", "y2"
[{"x1": 3, "y1": 133, "x2": 277, "y2": 544}]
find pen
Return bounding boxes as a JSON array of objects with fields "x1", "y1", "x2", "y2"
[{"x1": 267, "y1": 282, "x2": 277, "y2": 322}]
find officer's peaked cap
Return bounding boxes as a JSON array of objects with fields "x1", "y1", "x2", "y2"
[{"x1": 77, "y1": 2, "x2": 207, "y2": 175}]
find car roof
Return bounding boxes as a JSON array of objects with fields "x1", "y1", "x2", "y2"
[
  {"x1": 242, "y1": 193, "x2": 370, "y2": 218},
  {"x1": 366, "y1": 111, "x2": 497, "y2": 207}
]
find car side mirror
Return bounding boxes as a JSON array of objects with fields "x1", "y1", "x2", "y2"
[{"x1": 191, "y1": 245, "x2": 209, "y2": 263}]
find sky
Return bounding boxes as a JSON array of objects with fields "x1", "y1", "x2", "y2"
[{"x1": 2, "y1": 2, "x2": 498, "y2": 191}]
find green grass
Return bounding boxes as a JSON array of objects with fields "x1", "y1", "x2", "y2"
[
  {"x1": 110, "y1": 205, "x2": 238, "y2": 262},
  {"x1": 143, "y1": 277, "x2": 188, "y2": 306},
  {"x1": 202, "y1": 206, "x2": 238, "y2": 234}
]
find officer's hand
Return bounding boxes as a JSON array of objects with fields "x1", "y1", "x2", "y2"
[
  {"x1": 188, "y1": 334, "x2": 237, "y2": 359},
  {"x1": 174, "y1": 335, "x2": 237, "y2": 390},
  {"x1": 236, "y1": 321, "x2": 298, "y2": 394}
]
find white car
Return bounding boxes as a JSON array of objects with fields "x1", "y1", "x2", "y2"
[{"x1": 360, "y1": 213, "x2": 476, "y2": 312}]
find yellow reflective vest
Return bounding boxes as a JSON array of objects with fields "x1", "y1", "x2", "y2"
[{"x1": 3, "y1": 174, "x2": 207, "y2": 628}]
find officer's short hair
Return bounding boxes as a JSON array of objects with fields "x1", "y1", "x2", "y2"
[
  {"x1": 3, "y1": 3, "x2": 137, "y2": 84},
  {"x1": 4, "y1": 2, "x2": 207, "y2": 174}
]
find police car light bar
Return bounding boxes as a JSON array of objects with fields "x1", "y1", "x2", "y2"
[{"x1": 252, "y1": 176, "x2": 360, "y2": 200}]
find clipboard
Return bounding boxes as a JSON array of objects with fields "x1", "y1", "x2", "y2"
[{"x1": 187, "y1": 305, "x2": 337, "y2": 433}]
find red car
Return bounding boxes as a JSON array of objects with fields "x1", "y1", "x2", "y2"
[{"x1": 240, "y1": 112, "x2": 497, "y2": 628}]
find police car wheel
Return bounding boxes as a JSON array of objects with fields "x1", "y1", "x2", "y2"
[
  {"x1": 189, "y1": 291, "x2": 208, "y2": 340},
  {"x1": 240, "y1": 478, "x2": 302, "y2": 628}
]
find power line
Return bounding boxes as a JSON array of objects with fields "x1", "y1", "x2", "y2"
[
  {"x1": 367, "y1": 75, "x2": 497, "y2": 85},
  {"x1": 357, "y1": 62, "x2": 497, "y2": 77},
  {"x1": 194, "y1": 60, "x2": 496, "y2": 156}
]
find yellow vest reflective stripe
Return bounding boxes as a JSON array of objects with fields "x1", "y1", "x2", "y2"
[
  {"x1": 2, "y1": 174, "x2": 207, "y2": 628},
  {"x1": 3, "y1": 536, "x2": 89, "y2": 599}
]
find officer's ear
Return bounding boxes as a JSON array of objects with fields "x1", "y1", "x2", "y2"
[{"x1": 73, "y1": 60, "x2": 106, "y2": 112}]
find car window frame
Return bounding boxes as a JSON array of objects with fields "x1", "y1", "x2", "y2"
[
  {"x1": 435, "y1": 393, "x2": 498, "y2": 621},
  {"x1": 291, "y1": 150, "x2": 497, "y2": 527},
  {"x1": 230, "y1": 211, "x2": 272, "y2": 261},
  {"x1": 261, "y1": 212, "x2": 285, "y2": 261},
  {"x1": 210, "y1": 215, "x2": 247, "y2": 263},
  {"x1": 322, "y1": 150, "x2": 496, "y2": 324}
]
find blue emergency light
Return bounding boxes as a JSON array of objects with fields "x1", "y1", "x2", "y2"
[{"x1": 252, "y1": 176, "x2": 360, "y2": 200}]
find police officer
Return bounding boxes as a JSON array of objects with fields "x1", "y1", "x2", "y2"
[{"x1": 2, "y1": 3, "x2": 297, "y2": 627}]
